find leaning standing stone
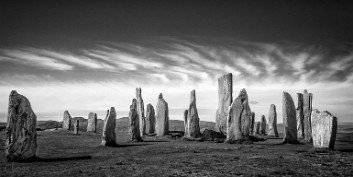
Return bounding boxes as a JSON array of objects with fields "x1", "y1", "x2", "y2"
[
  {"x1": 63, "y1": 110, "x2": 72, "y2": 130},
  {"x1": 215, "y1": 73, "x2": 233, "y2": 134},
  {"x1": 87, "y1": 112, "x2": 97, "y2": 133},
  {"x1": 136, "y1": 88, "x2": 146, "y2": 136},
  {"x1": 296, "y1": 93, "x2": 305, "y2": 139},
  {"x1": 282, "y1": 92, "x2": 299, "y2": 144},
  {"x1": 260, "y1": 115, "x2": 267, "y2": 135},
  {"x1": 129, "y1": 99, "x2": 142, "y2": 142},
  {"x1": 155, "y1": 93, "x2": 169, "y2": 136},
  {"x1": 74, "y1": 120, "x2": 79, "y2": 134},
  {"x1": 311, "y1": 109, "x2": 337, "y2": 150},
  {"x1": 185, "y1": 90, "x2": 201, "y2": 138},
  {"x1": 303, "y1": 90, "x2": 313, "y2": 141},
  {"x1": 5, "y1": 90, "x2": 37, "y2": 162},
  {"x1": 101, "y1": 107, "x2": 117, "y2": 146},
  {"x1": 268, "y1": 104, "x2": 279, "y2": 137},
  {"x1": 146, "y1": 104, "x2": 156, "y2": 134}
]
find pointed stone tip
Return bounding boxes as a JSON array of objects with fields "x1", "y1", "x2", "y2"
[
  {"x1": 158, "y1": 93, "x2": 163, "y2": 99},
  {"x1": 10, "y1": 90, "x2": 18, "y2": 95}
]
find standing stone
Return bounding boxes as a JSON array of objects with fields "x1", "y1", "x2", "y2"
[
  {"x1": 303, "y1": 90, "x2": 313, "y2": 141},
  {"x1": 226, "y1": 88, "x2": 252, "y2": 142},
  {"x1": 215, "y1": 73, "x2": 232, "y2": 134},
  {"x1": 185, "y1": 90, "x2": 201, "y2": 138},
  {"x1": 282, "y1": 92, "x2": 299, "y2": 144},
  {"x1": 136, "y1": 88, "x2": 146, "y2": 136},
  {"x1": 253, "y1": 122, "x2": 261, "y2": 135},
  {"x1": 5, "y1": 90, "x2": 37, "y2": 162},
  {"x1": 74, "y1": 120, "x2": 79, "y2": 134},
  {"x1": 250, "y1": 112, "x2": 255, "y2": 135},
  {"x1": 296, "y1": 93, "x2": 305, "y2": 139},
  {"x1": 155, "y1": 93, "x2": 169, "y2": 136},
  {"x1": 268, "y1": 104, "x2": 279, "y2": 137},
  {"x1": 146, "y1": 104, "x2": 156, "y2": 134},
  {"x1": 184, "y1": 110, "x2": 188, "y2": 135},
  {"x1": 63, "y1": 110, "x2": 72, "y2": 130},
  {"x1": 311, "y1": 109, "x2": 337, "y2": 150},
  {"x1": 260, "y1": 115, "x2": 267, "y2": 135},
  {"x1": 129, "y1": 99, "x2": 142, "y2": 142},
  {"x1": 87, "y1": 112, "x2": 97, "y2": 133},
  {"x1": 101, "y1": 107, "x2": 117, "y2": 146}
]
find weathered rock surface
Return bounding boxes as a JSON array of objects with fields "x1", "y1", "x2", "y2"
[
  {"x1": 260, "y1": 115, "x2": 267, "y2": 135},
  {"x1": 250, "y1": 112, "x2": 255, "y2": 135},
  {"x1": 63, "y1": 110, "x2": 72, "y2": 130},
  {"x1": 282, "y1": 92, "x2": 299, "y2": 144},
  {"x1": 215, "y1": 73, "x2": 232, "y2": 134},
  {"x1": 155, "y1": 93, "x2": 169, "y2": 136},
  {"x1": 183, "y1": 110, "x2": 188, "y2": 135},
  {"x1": 268, "y1": 104, "x2": 279, "y2": 137},
  {"x1": 101, "y1": 107, "x2": 117, "y2": 146},
  {"x1": 296, "y1": 93, "x2": 304, "y2": 139},
  {"x1": 74, "y1": 120, "x2": 79, "y2": 134},
  {"x1": 185, "y1": 90, "x2": 201, "y2": 138},
  {"x1": 311, "y1": 109, "x2": 337, "y2": 150},
  {"x1": 146, "y1": 104, "x2": 155, "y2": 134},
  {"x1": 202, "y1": 129, "x2": 226, "y2": 141},
  {"x1": 254, "y1": 122, "x2": 261, "y2": 135},
  {"x1": 136, "y1": 88, "x2": 146, "y2": 136},
  {"x1": 87, "y1": 112, "x2": 97, "y2": 133},
  {"x1": 226, "y1": 88, "x2": 252, "y2": 142},
  {"x1": 129, "y1": 99, "x2": 142, "y2": 142},
  {"x1": 303, "y1": 89, "x2": 313, "y2": 141},
  {"x1": 6, "y1": 90, "x2": 37, "y2": 162}
]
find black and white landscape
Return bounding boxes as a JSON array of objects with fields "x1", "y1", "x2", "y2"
[{"x1": 0, "y1": 1, "x2": 353, "y2": 176}]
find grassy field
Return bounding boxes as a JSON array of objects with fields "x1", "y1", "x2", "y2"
[{"x1": 0, "y1": 119, "x2": 353, "y2": 177}]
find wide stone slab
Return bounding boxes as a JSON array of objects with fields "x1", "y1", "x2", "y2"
[
  {"x1": 311, "y1": 109, "x2": 337, "y2": 150},
  {"x1": 101, "y1": 107, "x2": 117, "y2": 146},
  {"x1": 87, "y1": 112, "x2": 97, "y2": 132}
]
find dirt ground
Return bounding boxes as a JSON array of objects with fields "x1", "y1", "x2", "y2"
[{"x1": 1, "y1": 128, "x2": 353, "y2": 177}]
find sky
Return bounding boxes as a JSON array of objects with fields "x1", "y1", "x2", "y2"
[{"x1": 0, "y1": 1, "x2": 353, "y2": 123}]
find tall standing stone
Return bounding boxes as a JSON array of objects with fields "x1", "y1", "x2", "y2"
[
  {"x1": 253, "y1": 122, "x2": 260, "y2": 135},
  {"x1": 311, "y1": 109, "x2": 337, "y2": 150},
  {"x1": 63, "y1": 110, "x2": 72, "y2": 130},
  {"x1": 296, "y1": 93, "x2": 304, "y2": 139},
  {"x1": 282, "y1": 92, "x2": 299, "y2": 144},
  {"x1": 155, "y1": 93, "x2": 169, "y2": 136},
  {"x1": 250, "y1": 112, "x2": 255, "y2": 135},
  {"x1": 226, "y1": 88, "x2": 252, "y2": 142},
  {"x1": 87, "y1": 112, "x2": 97, "y2": 133},
  {"x1": 136, "y1": 88, "x2": 146, "y2": 136},
  {"x1": 101, "y1": 107, "x2": 117, "y2": 146},
  {"x1": 268, "y1": 104, "x2": 279, "y2": 137},
  {"x1": 303, "y1": 89, "x2": 313, "y2": 141},
  {"x1": 74, "y1": 120, "x2": 79, "y2": 134},
  {"x1": 215, "y1": 73, "x2": 232, "y2": 134},
  {"x1": 129, "y1": 99, "x2": 142, "y2": 142},
  {"x1": 146, "y1": 104, "x2": 156, "y2": 134},
  {"x1": 6, "y1": 90, "x2": 37, "y2": 162},
  {"x1": 185, "y1": 90, "x2": 201, "y2": 138},
  {"x1": 184, "y1": 110, "x2": 188, "y2": 135},
  {"x1": 260, "y1": 115, "x2": 267, "y2": 135}
]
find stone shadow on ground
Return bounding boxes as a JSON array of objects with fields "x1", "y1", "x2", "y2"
[{"x1": 11, "y1": 156, "x2": 92, "y2": 163}]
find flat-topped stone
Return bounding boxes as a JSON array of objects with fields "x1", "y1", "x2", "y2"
[{"x1": 311, "y1": 109, "x2": 337, "y2": 150}]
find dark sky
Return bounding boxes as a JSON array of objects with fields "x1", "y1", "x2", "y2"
[{"x1": 1, "y1": 1, "x2": 353, "y2": 49}]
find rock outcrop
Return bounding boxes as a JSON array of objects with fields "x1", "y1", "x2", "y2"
[
  {"x1": 202, "y1": 129, "x2": 226, "y2": 141},
  {"x1": 155, "y1": 93, "x2": 169, "y2": 136},
  {"x1": 6, "y1": 90, "x2": 37, "y2": 162},
  {"x1": 311, "y1": 109, "x2": 337, "y2": 150},
  {"x1": 136, "y1": 88, "x2": 146, "y2": 136},
  {"x1": 63, "y1": 110, "x2": 72, "y2": 130},
  {"x1": 260, "y1": 115, "x2": 267, "y2": 135},
  {"x1": 268, "y1": 104, "x2": 279, "y2": 137},
  {"x1": 215, "y1": 73, "x2": 232, "y2": 134},
  {"x1": 129, "y1": 99, "x2": 142, "y2": 142},
  {"x1": 74, "y1": 120, "x2": 79, "y2": 134},
  {"x1": 146, "y1": 104, "x2": 155, "y2": 134},
  {"x1": 282, "y1": 92, "x2": 299, "y2": 144},
  {"x1": 226, "y1": 88, "x2": 252, "y2": 142},
  {"x1": 184, "y1": 90, "x2": 201, "y2": 138},
  {"x1": 296, "y1": 93, "x2": 304, "y2": 139},
  {"x1": 101, "y1": 107, "x2": 117, "y2": 146},
  {"x1": 303, "y1": 89, "x2": 313, "y2": 141},
  {"x1": 87, "y1": 112, "x2": 97, "y2": 133}
]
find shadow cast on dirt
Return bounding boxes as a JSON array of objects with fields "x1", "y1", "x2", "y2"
[{"x1": 34, "y1": 156, "x2": 92, "y2": 162}]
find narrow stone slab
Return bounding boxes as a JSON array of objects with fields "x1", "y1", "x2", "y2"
[
  {"x1": 254, "y1": 122, "x2": 260, "y2": 135},
  {"x1": 184, "y1": 109, "x2": 188, "y2": 135},
  {"x1": 268, "y1": 104, "x2": 279, "y2": 137},
  {"x1": 87, "y1": 112, "x2": 97, "y2": 133},
  {"x1": 282, "y1": 92, "x2": 299, "y2": 144},
  {"x1": 63, "y1": 110, "x2": 72, "y2": 130},
  {"x1": 74, "y1": 120, "x2": 79, "y2": 134},
  {"x1": 260, "y1": 115, "x2": 267, "y2": 135},
  {"x1": 185, "y1": 90, "x2": 201, "y2": 138},
  {"x1": 129, "y1": 98, "x2": 142, "y2": 142},
  {"x1": 155, "y1": 93, "x2": 169, "y2": 136},
  {"x1": 296, "y1": 93, "x2": 304, "y2": 139},
  {"x1": 250, "y1": 112, "x2": 255, "y2": 135},
  {"x1": 101, "y1": 107, "x2": 117, "y2": 146},
  {"x1": 146, "y1": 104, "x2": 155, "y2": 134},
  {"x1": 303, "y1": 89, "x2": 313, "y2": 141},
  {"x1": 215, "y1": 73, "x2": 232, "y2": 134},
  {"x1": 6, "y1": 90, "x2": 37, "y2": 162},
  {"x1": 136, "y1": 88, "x2": 146, "y2": 136},
  {"x1": 311, "y1": 109, "x2": 337, "y2": 150}
]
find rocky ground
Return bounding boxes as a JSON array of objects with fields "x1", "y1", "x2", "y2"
[{"x1": 0, "y1": 120, "x2": 352, "y2": 177}]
